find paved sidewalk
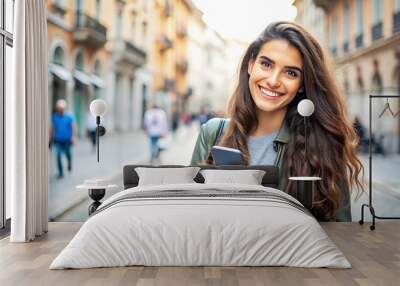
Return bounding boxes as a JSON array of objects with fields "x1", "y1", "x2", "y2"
[
  {"x1": 54, "y1": 123, "x2": 201, "y2": 221},
  {"x1": 49, "y1": 129, "x2": 149, "y2": 220},
  {"x1": 359, "y1": 154, "x2": 400, "y2": 198},
  {"x1": 350, "y1": 154, "x2": 400, "y2": 222}
]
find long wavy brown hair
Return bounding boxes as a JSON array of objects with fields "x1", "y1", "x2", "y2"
[{"x1": 215, "y1": 21, "x2": 364, "y2": 220}]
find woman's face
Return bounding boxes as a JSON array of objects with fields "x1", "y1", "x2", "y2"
[{"x1": 248, "y1": 39, "x2": 303, "y2": 115}]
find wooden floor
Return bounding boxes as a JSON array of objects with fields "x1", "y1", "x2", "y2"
[{"x1": 0, "y1": 222, "x2": 399, "y2": 286}]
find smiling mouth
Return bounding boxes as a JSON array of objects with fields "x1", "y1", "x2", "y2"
[{"x1": 258, "y1": 86, "x2": 285, "y2": 99}]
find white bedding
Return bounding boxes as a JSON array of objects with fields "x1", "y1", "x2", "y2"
[{"x1": 50, "y1": 183, "x2": 351, "y2": 269}]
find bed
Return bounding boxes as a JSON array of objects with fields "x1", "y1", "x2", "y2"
[{"x1": 50, "y1": 165, "x2": 350, "y2": 269}]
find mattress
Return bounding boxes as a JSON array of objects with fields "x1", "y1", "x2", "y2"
[{"x1": 50, "y1": 183, "x2": 350, "y2": 269}]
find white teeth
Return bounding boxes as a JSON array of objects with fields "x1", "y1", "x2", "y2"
[{"x1": 260, "y1": 87, "x2": 282, "y2": 97}]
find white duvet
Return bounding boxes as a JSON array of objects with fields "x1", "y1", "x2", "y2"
[{"x1": 50, "y1": 183, "x2": 351, "y2": 269}]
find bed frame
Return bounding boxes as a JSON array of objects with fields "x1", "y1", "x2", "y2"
[{"x1": 123, "y1": 165, "x2": 280, "y2": 190}]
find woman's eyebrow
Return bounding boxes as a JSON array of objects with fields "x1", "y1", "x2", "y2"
[{"x1": 259, "y1": 55, "x2": 303, "y2": 73}]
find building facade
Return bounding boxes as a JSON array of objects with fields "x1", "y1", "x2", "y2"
[
  {"x1": 102, "y1": 0, "x2": 149, "y2": 131},
  {"x1": 296, "y1": 0, "x2": 400, "y2": 154},
  {"x1": 294, "y1": 0, "x2": 327, "y2": 45},
  {"x1": 47, "y1": 0, "x2": 239, "y2": 133},
  {"x1": 149, "y1": 0, "x2": 194, "y2": 120},
  {"x1": 185, "y1": 7, "x2": 246, "y2": 116},
  {"x1": 47, "y1": 0, "x2": 109, "y2": 136},
  {"x1": 47, "y1": 0, "x2": 149, "y2": 135},
  {"x1": 186, "y1": 7, "x2": 207, "y2": 113}
]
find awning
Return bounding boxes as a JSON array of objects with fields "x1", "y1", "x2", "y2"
[
  {"x1": 91, "y1": 74, "x2": 106, "y2": 89},
  {"x1": 48, "y1": 63, "x2": 72, "y2": 81},
  {"x1": 73, "y1": 70, "x2": 92, "y2": 86}
]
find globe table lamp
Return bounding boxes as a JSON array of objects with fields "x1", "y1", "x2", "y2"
[
  {"x1": 297, "y1": 99, "x2": 315, "y2": 161},
  {"x1": 290, "y1": 99, "x2": 319, "y2": 210},
  {"x1": 89, "y1": 99, "x2": 107, "y2": 162}
]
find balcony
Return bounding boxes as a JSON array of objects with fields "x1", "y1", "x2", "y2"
[
  {"x1": 108, "y1": 39, "x2": 147, "y2": 67},
  {"x1": 355, "y1": 34, "x2": 363, "y2": 48},
  {"x1": 393, "y1": 11, "x2": 400, "y2": 34},
  {"x1": 51, "y1": 0, "x2": 67, "y2": 15},
  {"x1": 158, "y1": 34, "x2": 173, "y2": 52},
  {"x1": 343, "y1": 41, "x2": 349, "y2": 53},
  {"x1": 372, "y1": 22, "x2": 383, "y2": 42},
  {"x1": 73, "y1": 12, "x2": 107, "y2": 48},
  {"x1": 176, "y1": 58, "x2": 188, "y2": 73}
]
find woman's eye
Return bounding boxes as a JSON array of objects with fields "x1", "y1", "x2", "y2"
[
  {"x1": 286, "y1": 70, "x2": 298, "y2": 78},
  {"x1": 260, "y1": 60, "x2": 272, "y2": 68}
]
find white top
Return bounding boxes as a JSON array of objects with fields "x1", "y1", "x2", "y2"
[
  {"x1": 144, "y1": 108, "x2": 168, "y2": 136},
  {"x1": 86, "y1": 112, "x2": 97, "y2": 130},
  {"x1": 289, "y1": 176, "x2": 322, "y2": 181}
]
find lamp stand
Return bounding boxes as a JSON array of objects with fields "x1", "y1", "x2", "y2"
[
  {"x1": 96, "y1": 116, "x2": 100, "y2": 162},
  {"x1": 304, "y1": 116, "x2": 308, "y2": 162}
]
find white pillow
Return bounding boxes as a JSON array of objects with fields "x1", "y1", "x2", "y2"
[
  {"x1": 200, "y1": 169, "x2": 266, "y2": 185},
  {"x1": 135, "y1": 167, "x2": 200, "y2": 186}
]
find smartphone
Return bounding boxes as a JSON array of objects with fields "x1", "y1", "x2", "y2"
[{"x1": 211, "y1": 146, "x2": 245, "y2": 165}]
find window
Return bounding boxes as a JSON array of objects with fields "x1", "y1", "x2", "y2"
[
  {"x1": 343, "y1": 3, "x2": 350, "y2": 52},
  {"x1": 330, "y1": 14, "x2": 337, "y2": 55},
  {"x1": 95, "y1": 0, "x2": 101, "y2": 21},
  {"x1": 75, "y1": 51, "x2": 84, "y2": 71},
  {"x1": 371, "y1": 0, "x2": 383, "y2": 41},
  {"x1": 356, "y1": 0, "x2": 363, "y2": 35},
  {"x1": 5, "y1": 0, "x2": 14, "y2": 33},
  {"x1": 94, "y1": 59, "x2": 101, "y2": 76},
  {"x1": 53, "y1": 46, "x2": 64, "y2": 66},
  {"x1": 75, "y1": 0, "x2": 83, "y2": 27},
  {"x1": 394, "y1": 0, "x2": 400, "y2": 33},
  {"x1": 116, "y1": 8, "x2": 123, "y2": 38},
  {"x1": 131, "y1": 13, "x2": 136, "y2": 41},
  {"x1": 142, "y1": 21, "x2": 147, "y2": 43},
  {"x1": 52, "y1": 0, "x2": 67, "y2": 18},
  {"x1": 75, "y1": 0, "x2": 82, "y2": 13},
  {"x1": 1, "y1": 0, "x2": 15, "y2": 231},
  {"x1": 372, "y1": 0, "x2": 382, "y2": 25}
]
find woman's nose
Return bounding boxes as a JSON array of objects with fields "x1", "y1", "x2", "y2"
[{"x1": 266, "y1": 70, "x2": 281, "y2": 88}]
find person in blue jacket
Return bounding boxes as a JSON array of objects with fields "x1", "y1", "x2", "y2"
[{"x1": 50, "y1": 99, "x2": 77, "y2": 178}]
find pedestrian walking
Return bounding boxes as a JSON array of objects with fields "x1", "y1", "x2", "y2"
[
  {"x1": 144, "y1": 104, "x2": 168, "y2": 163},
  {"x1": 86, "y1": 110, "x2": 97, "y2": 151},
  {"x1": 50, "y1": 99, "x2": 77, "y2": 179},
  {"x1": 353, "y1": 116, "x2": 367, "y2": 153},
  {"x1": 171, "y1": 107, "x2": 180, "y2": 136}
]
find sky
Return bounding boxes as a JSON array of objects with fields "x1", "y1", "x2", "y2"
[{"x1": 191, "y1": 0, "x2": 297, "y2": 43}]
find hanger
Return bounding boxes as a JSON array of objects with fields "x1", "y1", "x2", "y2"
[
  {"x1": 394, "y1": 108, "x2": 400, "y2": 118},
  {"x1": 378, "y1": 98, "x2": 395, "y2": 118}
]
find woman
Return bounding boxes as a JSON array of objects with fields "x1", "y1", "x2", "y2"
[{"x1": 191, "y1": 22, "x2": 364, "y2": 222}]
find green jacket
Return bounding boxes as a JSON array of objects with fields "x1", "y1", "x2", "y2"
[{"x1": 190, "y1": 117, "x2": 352, "y2": 222}]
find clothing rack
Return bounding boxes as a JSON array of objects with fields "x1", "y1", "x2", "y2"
[{"x1": 359, "y1": 95, "x2": 400, "y2": 230}]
